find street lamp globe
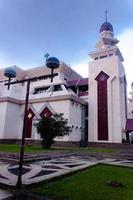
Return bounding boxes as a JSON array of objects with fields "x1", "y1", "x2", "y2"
[
  {"x1": 4, "y1": 67, "x2": 16, "y2": 89},
  {"x1": 46, "y1": 57, "x2": 60, "y2": 69},
  {"x1": 4, "y1": 67, "x2": 16, "y2": 78}
]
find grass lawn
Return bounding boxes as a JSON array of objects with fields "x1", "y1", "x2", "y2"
[
  {"x1": 31, "y1": 165, "x2": 133, "y2": 200},
  {"x1": 0, "y1": 144, "x2": 46, "y2": 153},
  {"x1": 0, "y1": 144, "x2": 75, "y2": 153},
  {"x1": 0, "y1": 144, "x2": 120, "y2": 154}
]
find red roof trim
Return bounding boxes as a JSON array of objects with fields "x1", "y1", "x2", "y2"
[
  {"x1": 67, "y1": 78, "x2": 88, "y2": 86},
  {"x1": 125, "y1": 119, "x2": 133, "y2": 131}
]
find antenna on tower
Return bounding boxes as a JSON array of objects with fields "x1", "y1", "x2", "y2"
[
  {"x1": 105, "y1": 9, "x2": 108, "y2": 22},
  {"x1": 44, "y1": 53, "x2": 49, "y2": 61}
]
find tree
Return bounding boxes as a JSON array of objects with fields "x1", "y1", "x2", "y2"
[{"x1": 35, "y1": 113, "x2": 72, "y2": 149}]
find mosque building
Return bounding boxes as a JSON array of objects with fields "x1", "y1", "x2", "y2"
[{"x1": 0, "y1": 19, "x2": 132, "y2": 144}]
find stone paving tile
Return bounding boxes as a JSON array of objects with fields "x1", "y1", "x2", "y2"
[
  {"x1": 106, "y1": 159, "x2": 133, "y2": 167},
  {"x1": 0, "y1": 155, "x2": 101, "y2": 186},
  {"x1": 0, "y1": 154, "x2": 133, "y2": 187}
]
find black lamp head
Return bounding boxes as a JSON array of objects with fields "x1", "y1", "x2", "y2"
[
  {"x1": 4, "y1": 67, "x2": 16, "y2": 90},
  {"x1": 4, "y1": 67, "x2": 16, "y2": 78},
  {"x1": 46, "y1": 57, "x2": 60, "y2": 70}
]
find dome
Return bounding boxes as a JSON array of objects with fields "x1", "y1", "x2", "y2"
[
  {"x1": 4, "y1": 67, "x2": 16, "y2": 78},
  {"x1": 100, "y1": 21, "x2": 113, "y2": 33},
  {"x1": 46, "y1": 57, "x2": 60, "y2": 69}
]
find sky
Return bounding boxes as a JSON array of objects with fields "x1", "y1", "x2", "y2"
[{"x1": 0, "y1": 0, "x2": 133, "y2": 93}]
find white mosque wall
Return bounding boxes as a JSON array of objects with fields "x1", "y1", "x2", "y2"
[
  {"x1": 110, "y1": 76, "x2": 122, "y2": 143},
  {"x1": 31, "y1": 99, "x2": 82, "y2": 142},
  {"x1": 0, "y1": 82, "x2": 25, "y2": 100},
  {"x1": 128, "y1": 100, "x2": 133, "y2": 118},
  {"x1": 3, "y1": 102, "x2": 21, "y2": 139},
  {"x1": 0, "y1": 72, "x2": 64, "y2": 102},
  {"x1": 89, "y1": 54, "x2": 126, "y2": 143},
  {"x1": 0, "y1": 102, "x2": 7, "y2": 139},
  {"x1": 0, "y1": 74, "x2": 86, "y2": 142},
  {"x1": 68, "y1": 101, "x2": 82, "y2": 141},
  {"x1": 30, "y1": 100, "x2": 69, "y2": 141}
]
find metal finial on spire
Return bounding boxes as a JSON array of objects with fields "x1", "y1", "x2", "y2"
[
  {"x1": 44, "y1": 53, "x2": 49, "y2": 61},
  {"x1": 105, "y1": 9, "x2": 108, "y2": 22}
]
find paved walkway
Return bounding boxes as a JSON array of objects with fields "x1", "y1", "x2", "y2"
[
  {"x1": 0, "y1": 153, "x2": 133, "y2": 187},
  {"x1": 0, "y1": 154, "x2": 99, "y2": 186}
]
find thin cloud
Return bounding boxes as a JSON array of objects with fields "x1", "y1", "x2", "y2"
[
  {"x1": 117, "y1": 28, "x2": 133, "y2": 95},
  {"x1": 72, "y1": 59, "x2": 90, "y2": 78}
]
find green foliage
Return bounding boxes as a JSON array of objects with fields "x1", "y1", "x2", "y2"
[
  {"x1": 0, "y1": 144, "x2": 48, "y2": 153},
  {"x1": 32, "y1": 165, "x2": 133, "y2": 200},
  {"x1": 0, "y1": 144, "x2": 120, "y2": 154},
  {"x1": 35, "y1": 113, "x2": 72, "y2": 149}
]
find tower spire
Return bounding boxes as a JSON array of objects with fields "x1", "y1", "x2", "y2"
[{"x1": 105, "y1": 9, "x2": 108, "y2": 22}]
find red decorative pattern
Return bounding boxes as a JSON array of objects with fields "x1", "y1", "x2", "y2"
[
  {"x1": 40, "y1": 107, "x2": 52, "y2": 118},
  {"x1": 95, "y1": 71, "x2": 109, "y2": 140},
  {"x1": 25, "y1": 108, "x2": 35, "y2": 138}
]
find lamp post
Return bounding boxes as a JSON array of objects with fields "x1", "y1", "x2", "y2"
[
  {"x1": 16, "y1": 80, "x2": 30, "y2": 189},
  {"x1": 4, "y1": 57, "x2": 59, "y2": 190}
]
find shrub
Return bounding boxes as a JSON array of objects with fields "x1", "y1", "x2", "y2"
[{"x1": 35, "y1": 113, "x2": 72, "y2": 149}]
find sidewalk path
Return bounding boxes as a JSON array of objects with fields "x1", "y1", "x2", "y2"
[
  {"x1": 0, "y1": 153, "x2": 133, "y2": 187},
  {"x1": 0, "y1": 154, "x2": 100, "y2": 186}
]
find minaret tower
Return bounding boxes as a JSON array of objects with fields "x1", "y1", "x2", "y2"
[{"x1": 88, "y1": 13, "x2": 127, "y2": 143}]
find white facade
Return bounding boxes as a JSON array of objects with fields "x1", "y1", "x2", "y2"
[
  {"x1": 0, "y1": 63, "x2": 87, "y2": 142},
  {"x1": 0, "y1": 20, "x2": 129, "y2": 144},
  {"x1": 89, "y1": 21, "x2": 127, "y2": 143}
]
